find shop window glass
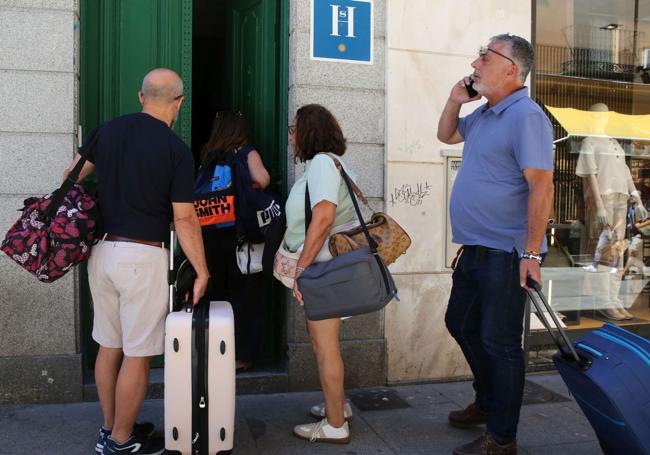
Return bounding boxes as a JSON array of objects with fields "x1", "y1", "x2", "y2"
[{"x1": 534, "y1": 0, "x2": 650, "y2": 352}]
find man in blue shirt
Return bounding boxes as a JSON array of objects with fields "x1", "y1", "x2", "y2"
[{"x1": 437, "y1": 34, "x2": 554, "y2": 455}]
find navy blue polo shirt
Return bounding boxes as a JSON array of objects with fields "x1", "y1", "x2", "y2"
[
  {"x1": 82, "y1": 113, "x2": 195, "y2": 242},
  {"x1": 449, "y1": 87, "x2": 553, "y2": 254}
]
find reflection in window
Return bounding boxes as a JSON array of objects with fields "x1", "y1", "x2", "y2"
[{"x1": 534, "y1": 0, "x2": 650, "y2": 341}]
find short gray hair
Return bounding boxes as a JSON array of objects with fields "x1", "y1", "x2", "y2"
[{"x1": 490, "y1": 34, "x2": 535, "y2": 83}]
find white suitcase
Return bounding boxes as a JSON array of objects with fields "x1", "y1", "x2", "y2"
[{"x1": 164, "y1": 228, "x2": 236, "y2": 455}]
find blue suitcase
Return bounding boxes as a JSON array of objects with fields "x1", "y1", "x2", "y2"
[{"x1": 526, "y1": 279, "x2": 650, "y2": 455}]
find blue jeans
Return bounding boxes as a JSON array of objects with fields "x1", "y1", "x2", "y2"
[{"x1": 445, "y1": 245, "x2": 527, "y2": 444}]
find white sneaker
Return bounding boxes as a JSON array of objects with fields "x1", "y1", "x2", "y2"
[
  {"x1": 582, "y1": 265, "x2": 598, "y2": 272},
  {"x1": 293, "y1": 418, "x2": 350, "y2": 444},
  {"x1": 610, "y1": 268, "x2": 619, "y2": 274},
  {"x1": 310, "y1": 401, "x2": 353, "y2": 421}
]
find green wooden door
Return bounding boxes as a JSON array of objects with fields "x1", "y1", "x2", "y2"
[
  {"x1": 80, "y1": 0, "x2": 193, "y2": 369},
  {"x1": 228, "y1": 0, "x2": 288, "y2": 362},
  {"x1": 229, "y1": 0, "x2": 286, "y2": 191}
]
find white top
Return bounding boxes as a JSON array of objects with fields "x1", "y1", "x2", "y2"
[{"x1": 575, "y1": 137, "x2": 632, "y2": 196}]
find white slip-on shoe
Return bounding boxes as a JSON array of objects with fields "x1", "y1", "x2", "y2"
[
  {"x1": 598, "y1": 308, "x2": 626, "y2": 321},
  {"x1": 310, "y1": 400, "x2": 353, "y2": 421},
  {"x1": 619, "y1": 308, "x2": 635, "y2": 320},
  {"x1": 293, "y1": 418, "x2": 350, "y2": 444}
]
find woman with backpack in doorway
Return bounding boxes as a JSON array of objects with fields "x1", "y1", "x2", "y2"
[{"x1": 196, "y1": 110, "x2": 271, "y2": 370}]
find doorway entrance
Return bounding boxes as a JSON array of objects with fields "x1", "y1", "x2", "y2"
[
  {"x1": 192, "y1": 0, "x2": 289, "y2": 367},
  {"x1": 79, "y1": 0, "x2": 288, "y2": 371}
]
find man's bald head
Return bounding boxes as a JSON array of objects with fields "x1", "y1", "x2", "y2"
[{"x1": 140, "y1": 68, "x2": 183, "y2": 104}]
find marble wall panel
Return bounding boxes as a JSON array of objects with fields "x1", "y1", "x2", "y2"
[
  {"x1": 387, "y1": 0, "x2": 531, "y2": 54},
  {"x1": 0, "y1": 133, "x2": 74, "y2": 194},
  {"x1": 386, "y1": 162, "x2": 445, "y2": 274},
  {"x1": 0, "y1": 257, "x2": 77, "y2": 356},
  {"x1": 0, "y1": 7, "x2": 74, "y2": 72},
  {"x1": 290, "y1": 85, "x2": 385, "y2": 145},
  {"x1": 386, "y1": 50, "x2": 480, "y2": 163},
  {"x1": 386, "y1": 273, "x2": 470, "y2": 382},
  {"x1": 0, "y1": 0, "x2": 76, "y2": 11},
  {"x1": 0, "y1": 70, "x2": 74, "y2": 134}
]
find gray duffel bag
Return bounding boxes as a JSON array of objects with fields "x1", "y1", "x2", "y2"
[{"x1": 298, "y1": 166, "x2": 398, "y2": 321}]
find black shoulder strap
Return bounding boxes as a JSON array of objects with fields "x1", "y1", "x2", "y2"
[
  {"x1": 304, "y1": 184, "x2": 312, "y2": 233},
  {"x1": 45, "y1": 131, "x2": 100, "y2": 219},
  {"x1": 339, "y1": 166, "x2": 378, "y2": 251}
]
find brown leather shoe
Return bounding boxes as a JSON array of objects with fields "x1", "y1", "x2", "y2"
[
  {"x1": 453, "y1": 433, "x2": 517, "y2": 455},
  {"x1": 448, "y1": 402, "x2": 488, "y2": 428}
]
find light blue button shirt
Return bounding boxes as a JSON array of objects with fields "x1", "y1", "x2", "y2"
[{"x1": 450, "y1": 87, "x2": 554, "y2": 254}]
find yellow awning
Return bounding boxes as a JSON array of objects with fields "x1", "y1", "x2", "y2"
[{"x1": 545, "y1": 106, "x2": 650, "y2": 142}]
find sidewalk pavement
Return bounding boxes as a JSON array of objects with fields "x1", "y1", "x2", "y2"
[{"x1": 0, "y1": 373, "x2": 600, "y2": 455}]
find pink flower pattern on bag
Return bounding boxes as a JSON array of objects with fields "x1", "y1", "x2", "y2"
[{"x1": 1, "y1": 184, "x2": 98, "y2": 283}]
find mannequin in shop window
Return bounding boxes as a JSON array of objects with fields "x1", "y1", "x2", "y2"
[{"x1": 576, "y1": 103, "x2": 647, "y2": 320}]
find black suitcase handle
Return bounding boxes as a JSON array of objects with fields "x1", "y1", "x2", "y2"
[
  {"x1": 168, "y1": 224, "x2": 176, "y2": 313},
  {"x1": 525, "y1": 277, "x2": 585, "y2": 367}
]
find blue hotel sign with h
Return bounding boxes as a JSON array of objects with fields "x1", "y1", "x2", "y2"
[{"x1": 311, "y1": 0, "x2": 373, "y2": 64}]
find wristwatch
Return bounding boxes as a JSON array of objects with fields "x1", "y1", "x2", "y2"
[{"x1": 520, "y1": 250, "x2": 542, "y2": 264}]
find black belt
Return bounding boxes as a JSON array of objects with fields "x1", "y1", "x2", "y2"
[{"x1": 464, "y1": 245, "x2": 515, "y2": 263}]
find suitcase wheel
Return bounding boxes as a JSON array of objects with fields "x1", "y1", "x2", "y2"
[
  {"x1": 172, "y1": 427, "x2": 178, "y2": 441},
  {"x1": 220, "y1": 427, "x2": 226, "y2": 441},
  {"x1": 220, "y1": 340, "x2": 226, "y2": 355},
  {"x1": 173, "y1": 338, "x2": 179, "y2": 352}
]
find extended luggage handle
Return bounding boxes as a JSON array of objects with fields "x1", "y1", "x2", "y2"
[
  {"x1": 168, "y1": 225, "x2": 176, "y2": 313},
  {"x1": 525, "y1": 278, "x2": 587, "y2": 369}
]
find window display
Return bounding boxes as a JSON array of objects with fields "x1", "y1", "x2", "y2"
[{"x1": 534, "y1": 0, "x2": 650, "y2": 342}]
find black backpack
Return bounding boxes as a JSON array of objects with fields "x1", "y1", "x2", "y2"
[{"x1": 231, "y1": 146, "x2": 283, "y2": 243}]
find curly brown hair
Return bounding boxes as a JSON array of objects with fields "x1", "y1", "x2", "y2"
[{"x1": 294, "y1": 104, "x2": 346, "y2": 162}]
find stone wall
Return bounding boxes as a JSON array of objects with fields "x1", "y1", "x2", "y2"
[
  {"x1": 286, "y1": 0, "x2": 388, "y2": 390},
  {"x1": 0, "y1": 0, "x2": 81, "y2": 403}
]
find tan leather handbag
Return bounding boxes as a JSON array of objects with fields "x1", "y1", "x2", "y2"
[
  {"x1": 326, "y1": 155, "x2": 411, "y2": 266},
  {"x1": 329, "y1": 212, "x2": 411, "y2": 266}
]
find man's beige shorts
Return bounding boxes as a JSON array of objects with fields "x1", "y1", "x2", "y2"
[{"x1": 88, "y1": 240, "x2": 169, "y2": 357}]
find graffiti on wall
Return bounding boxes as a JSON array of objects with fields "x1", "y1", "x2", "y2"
[{"x1": 389, "y1": 182, "x2": 432, "y2": 207}]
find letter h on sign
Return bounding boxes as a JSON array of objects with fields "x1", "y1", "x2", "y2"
[
  {"x1": 331, "y1": 5, "x2": 355, "y2": 37},
  {"x1": 311, "y1": 0, "x2": 373, "y2": 64}
]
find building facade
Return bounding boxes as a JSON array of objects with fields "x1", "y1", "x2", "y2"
[{"x1": 1, "y1": 0, "x2": 649, "y2": 403}]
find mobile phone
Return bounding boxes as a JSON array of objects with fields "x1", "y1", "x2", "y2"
[{"x1": 465, "y1": 79, "x2": 478, "y2": 98}]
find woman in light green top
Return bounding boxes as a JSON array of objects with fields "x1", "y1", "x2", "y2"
[{"x1": 287, "y1": 105, "x2": 356, "y2": 444}]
